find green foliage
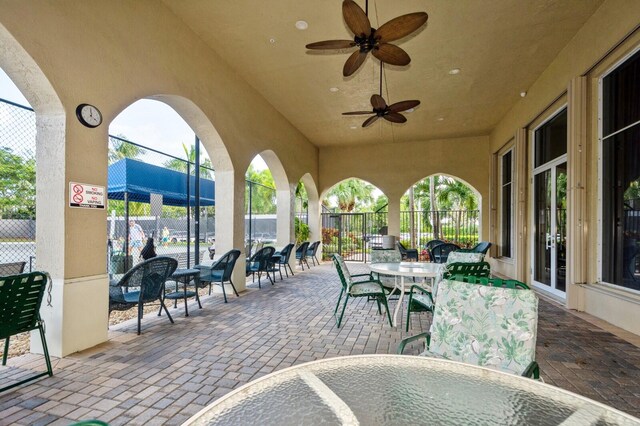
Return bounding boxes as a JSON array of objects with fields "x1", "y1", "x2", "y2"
[
  {"x1": 295, "y1": 217, "x2": 310, "y2": 243},
  {"x1": 108, "y1": 135, "x2": 146, "y2": 164},
  {"x1": 0, "y1": 147, "x2": 35, "y2": 219},
  {"x1": 163, "y1": 142, "x2": 214, "y2": 179},
  {"x1": 325, "y1": 178, "x2": 377, "y2": 212},
  {"x1": 246, "y1": 164, "x2": 277, "y2": 214}
]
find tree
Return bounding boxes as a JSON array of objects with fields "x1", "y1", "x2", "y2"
[
  {"x1": 325, "y1": 179, "x2": 375, "y2": 212},
  {"x1": 0, "y1": 147, "x2": 35, "y2": 219},
  {"x1": 245, "y1": 164, "x2": 276, "y2": 214},
  {"x1": 163, "y1": 142, "x2": 214, "y2": 179},
  {"x1": 108, "y1": 135, "x2": 145, "y2": 164}
]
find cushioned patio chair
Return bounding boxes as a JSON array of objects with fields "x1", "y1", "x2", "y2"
[
  {"x1": 246, "y1": 246, "x2": 276, "y2": 288},
  {"x1": 397, "y1": 241, "x2": 419, "y2": 261},
  {"x1": 399, "y1": 279, "x2": 540, "y2": 379},
  {"x1": 1, "y1": 271, "x2": 53, "y2": 393},
  {"x1": 276, "y1": 243, "x2": 295, "y2": 279},
  {"x1": 370, "y1": 247, "x2": 402, "y2": 295},
  {"x1": 448, "y1": 275, "x2": 530, "y2": 289},
  {"x1": 109, "y1": 256, "x2": 178, "y2": 335},
  {"x1": 429, "y1": 242, "x2": 460, "y2": 263},
  {"x1": 306, "y1": 241, "x2": 321, "y2": 266},
  {"x1": 296, "y1": 241, "x2": 310, "y2": 270},
  {"x1": 196, "y1": 249, "x2": 241, "y2": 303},
  {"x1": 332, "y1": 254, "x2": 393, "y2": 328}
]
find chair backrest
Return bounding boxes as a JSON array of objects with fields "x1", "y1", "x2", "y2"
[
  {"x1": 210, "y1": 249, "x2": 242, "y2": 281},
  {"x1": 307, "y1": 241, "x2": 320, "y2": 255},
  {"x1": 450, "y1": 275, "x2": 529, "y2": 289},
  {"x1": 253, "y1": 246, "x2": 276, "y2": 270},
  {"x1": 0, "y1": 261, "x2": 26, "y2": 277},
  {"x1": 332, "y1": 254, "x2": 351, "y2": 290},
  {"x1": 471, "y1": 242, "x2": 492, "y2": 254},
  {"x1": 445, "y1": 251, "x2": 484, "y2": 265},
  {"x1": 429, "y1": 243, "x2": 460, "y2": 263},
  {"x1": 444, "y1": 262, "x2": 491, "y2": 279},
  {"x1": 370, "y1": 248, "x2": 401, "y2": 264},
  {"x1": 428, "y1": 279, "x2": 538, "y2": 376},
  {"x1": 119, "y1": 256, "x2": 178, "y2": 302},
  {"x1": 396, "y1": 241, "x2": 408, "y2": 254},
  {"x1": 245, "y1": 242, "x2": 253, "y2": 258},
  {"x1": 425, "y1": 239, "x2": 445, "y2": 252},
  {"x1": 0, "y1": 272, "x2": 48, "y2": 339},
  {"x1": 279, "y1": 243, "x2": 295, "y2": 263},
  {"x1": 296, "y1": 241, "x2": 310, "y2": 258}
]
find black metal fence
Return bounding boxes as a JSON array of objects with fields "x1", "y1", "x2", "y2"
[
  {"x1": 0, "y1": 98, "x2": 36, "y2": 271},
  {"x1": 400, "y1": 209, "x2": 480, "y2": 249}
]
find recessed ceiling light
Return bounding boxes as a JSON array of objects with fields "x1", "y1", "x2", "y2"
[
  {"x1": 295, "y1": 20, "x2": 308, "y2": 30},
  {"x1": 329, "y1": 87, "x2": 339, "y2": 92},
  {"x1": 269, "y1": 38, "x2": 276, "y2": 44},
  {"x1": 437, "y1": 117, "x2": 444, "y2": 121},
  {"x1": 448, "y1": 68, "x2": 461, "y2": 75},
  {"x1": 520, "y1": 91, "x2": 527, "y2": 97},
  {"x1": 405, "y1": 108, "x2": 415, "y2": 113},
  {"x1": 350, "y1": 125, "x2": 358, "y2": 129}
]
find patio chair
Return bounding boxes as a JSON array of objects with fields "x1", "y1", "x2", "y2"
[
  {"x1": 399, "y1": 279, "x2": 540, "y2": 379},
  {"x1": 276, "y1": 243, "x2": 295, "y2": 279},
  {"x1": 424, "y1": 239, "x2": 445, "y2": 253},
  {"x1": 197, "y1": 249, "x2": 241, "y2": 303},
  {"x1": 470, "y1": 241, "x2": 492, "y2": 255},
  {"x1": 429, "y1": 242, "x2": 460, "y2": 263},
  {"x1": 1, "y1": 271, "x2": 53, "y2": 393},
  {"x1": 296, "y1": 241, "x2": 310, "y2": 270},
  {"x1": 448, "y1": 275, "x2": 530, "y2": 289},
  {"x1": 332, "y1": 254, "x2": 393, "y2": 328},
  {"x1": 306, "y1": 241, "x2": 321, "y2": 266},
  {"x1": 397, "y1": 241, "x2": 419, "y2": 261},
  {"x1": 109, "y1": 256, "x2": 178, "y2": 335},
  {"x1": 246, "y1": 246, "x2": 276, "y2": 288},
  {"x1": 0, "y1": 261, "x2": 26, "y2": 277},
  {"x1": 370, "y1": 247, "x2": 402, "y2": 295}
]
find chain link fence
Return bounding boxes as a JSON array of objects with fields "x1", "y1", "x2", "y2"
[{"x1": 0, "y1": 98, "x2": 36, "y2": 272}]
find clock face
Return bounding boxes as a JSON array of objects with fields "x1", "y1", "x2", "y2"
[{"x1": 76, "y1": 104, "x2": 102, "y2": 128}]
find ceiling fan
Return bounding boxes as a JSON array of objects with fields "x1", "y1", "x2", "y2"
[
  {"x1": 306, "y1": 0, "x2": 428, "y2": 76},
  {"x1": 343, "y1": 94, "x2": 420, "y2": 127}
]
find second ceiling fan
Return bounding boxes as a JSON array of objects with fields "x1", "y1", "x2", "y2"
[{"x1": 306, "y1": 0, "x2": 428, "y2": 76}]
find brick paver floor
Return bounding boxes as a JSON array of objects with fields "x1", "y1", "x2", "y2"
[{"x1": 1, "y1": 262, "x2": 639, "y2": 425}]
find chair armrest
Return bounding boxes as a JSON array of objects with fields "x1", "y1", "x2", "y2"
[
  {"x1": 397, "y1": 332, "x2": 431, "y2": 355},
  {"x1": 351, "y1": 272, "x2": 374, "y2": 280},
  {"x1": 521, "y1": 361, "x2": 540, "y2": 379},
  {"x1": 409, "y1": 284, "x2": 433, "y2": 299}
]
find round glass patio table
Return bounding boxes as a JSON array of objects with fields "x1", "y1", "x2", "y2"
[
  {"x1": 184, "y1": 355, "x2": 640, "y2": 426},
  {"x1": 369, "y1": 262, "x2": 444, "y2": 325}
]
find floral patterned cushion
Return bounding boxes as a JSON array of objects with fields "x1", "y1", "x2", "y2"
[
  {"x1": 411, "y1": 292, "x2": 433, "y2": 310},
  {"x1": 350, "y1": 282, "x2": 384, "y2": 296},
  {"x1": 445, "y1": 251, "x2": 484, "y2": 265},
  {"x1": 425, "y1": 279, "x2": 538, "y2": 376},
  {"x1": 333, "y1": 254, "x2": 352, "y2": 284},
  {"x1": 370, "y1": 249, "x2": 401, "y2": 289}
]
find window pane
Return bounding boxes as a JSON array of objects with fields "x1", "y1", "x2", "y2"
[
  {"x1": 603, "y1": 49, "x2": 640, "y2": 137},
  {"x1": 501, "y1": 182, "x2": 511, "y2": 257},
  {"x1": 534, "y1": 109, "x2": 567, "y2": 168},
  {"x1": 602, "y1": 124, "x2": 640, "y2": 290},
  {"x1": 502, "y1": 151, "x2": 512, "y2": 185}
]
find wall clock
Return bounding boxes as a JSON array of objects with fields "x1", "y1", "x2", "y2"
[{"x1": 75, "y1": 103, "x2": 102, "y2": 128}]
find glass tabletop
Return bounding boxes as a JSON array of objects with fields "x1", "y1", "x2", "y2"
[{"x1": 185, "y1": 355, "x2": 640, "y2": 426}]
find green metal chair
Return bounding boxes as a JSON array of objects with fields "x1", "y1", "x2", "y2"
[
  {"x1": 332, "y1": 254, "x2": 393, "y2": 328},
  {"x1": 448, "y1": 274, "x2": 530, "y2": 289},
  {"x1": 399, "y1": 279, "x2": 540, "y2": 379},
  {"x1": 1, "y1": 272, "x2": 53, "y2": 393},
  {"x1": 404, "y1": 260, "x2": 490, "y2": 332}
]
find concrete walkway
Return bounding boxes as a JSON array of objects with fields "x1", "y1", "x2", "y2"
[{"x1": 1, "y1": 263, "x2": 639, "y2": 425}]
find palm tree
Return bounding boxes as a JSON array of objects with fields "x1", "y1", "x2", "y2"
[
  {"x1": 245, "y1": 164, "x2": 276, "y2": 214},
  {"x1": 436, "y1": 177, "x2": 478, "y2": 242},
  {"x1": 163, "y1": 142, "x2": 214, "y2": 179},
  {"x1": 108, "y1": 135, "x2": 146, "y2": 164},
  {"x1": 326, "y1": 179, "x2": 375, "y2": 212}
]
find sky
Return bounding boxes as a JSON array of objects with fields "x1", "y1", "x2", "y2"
[{"x1": 0, "y1": 68, "x2": 268, "y2": 170}]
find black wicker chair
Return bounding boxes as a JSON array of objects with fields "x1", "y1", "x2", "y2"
[
  {"x1": 296, "y1": 242, "x2": 310, "y2": 270},
  {"x1": 276, "y1": 243, "x2": 296, "y2": 279},
  {"x1": 397, "y1": 242, "x2": 419, "y2": 261},
  {"x1": 306, "y1": 241, "x2": 321, "y2": 266},
  {"x1": 429, "y1": 243, "x2": 460, "y2": 264},
  {"x1": 246, "y1": 246, "x2": 276, "y2": 288},
  {"x1": 197, "y1": 249, "x2": 241, "y2": 303},
  {"x1": 109, "y1": 256, "x2": 178, "y2": 334}
]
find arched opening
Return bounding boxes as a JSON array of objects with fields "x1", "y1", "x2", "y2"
[
  {"x1": 401, "y1": 174, "x2": 482, "y2": 258},
  {"x1": 320, "y1": 178, "x2": 388, "y2": 262},
  {"x1": 108, "y1": 98, "x2": 219, "y2": 276}
]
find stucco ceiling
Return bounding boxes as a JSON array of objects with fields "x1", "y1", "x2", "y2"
[{"x1": 163, "y1": 0, "x2": 603, "y2": 147}]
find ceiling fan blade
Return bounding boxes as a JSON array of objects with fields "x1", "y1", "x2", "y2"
[
  {"x1": 389, "y1": 100, "x2": 420, "y2": 113},
  {"x1": 370, "y1": 94, "x2": 387, "y2": 110},
  {"x1": 342, "y1": 111, "x2": 375, "y2": 115},
  {"x1": 372, "y1": 43, "x2": 411, "y2": 66},
  {"x1": 343, "y1": 50, "x2": 368, "y2": 76},
  {"x1": 375, "y1": 12, "x2": 429, "y2": 43},
  {"x1": 383, "y1": 112, "x2": 407, "y2": 123},
  {"x1": 343, "y1": 0, "x2": 372, "y2": 38},
  {"x1": 362, "y1": 115, "x2": 380, "y2": 127},
  {"x1": 306, "y1": 40, "x2": 356, "y2": 50}
]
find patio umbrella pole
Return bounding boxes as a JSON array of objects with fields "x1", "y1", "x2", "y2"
[{"x1": 194, "y1": 136, "x2": 200, "y2": 266}]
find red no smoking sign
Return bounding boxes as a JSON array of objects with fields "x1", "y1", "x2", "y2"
[{"x1": 69, "y1": 182, "x2": 105, "y2": 209}]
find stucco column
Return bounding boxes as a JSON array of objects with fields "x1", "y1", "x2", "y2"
[
  {"x1": 566, "y1": 76, "x2": 588, "y2": 310},
  {"x1": 35, "y1": 116, "x2": 110, "y2": 357},
  {"x1": 276, "y1": 183, "x2": 295, "y2": 247},
  {"x1": 514, "y1": 128, "x2": 528, "y2": 283},
  {"x1": 215, "y1": 169, "x2": 247, "y2": 292},
  {"x1": 387, "y1": 193, "x2": 402, "y2": 240},
  {"x1": 308, "y1": 198, "x2": 321, "y2": 260}
]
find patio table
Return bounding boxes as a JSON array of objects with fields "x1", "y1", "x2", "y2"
[
  {"x1": 183, "y1": 354, "x2": 640, "y2": 425},
  {"x1": 368, "y1": 262, "x2": 443, "y2": 326},
  {"x1": 162, "y1": 268, "x2": 201, "y2": 317}
]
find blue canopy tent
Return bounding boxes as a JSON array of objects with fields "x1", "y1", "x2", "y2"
[{"x1": 107, "y1": 158, "x2": 215, "y2": 206}]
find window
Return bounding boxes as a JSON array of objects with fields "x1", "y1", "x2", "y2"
[
  {"x1": 500, "y1": 150, "x2": 513, "y2": 258},
  {"x1": 601, "y1": 48, "x2": 640, "y2": 291}
]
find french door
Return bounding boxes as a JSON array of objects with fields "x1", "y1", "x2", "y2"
[{"x1": 532, "y1": 158, "x2": 567, "y2": 296}]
